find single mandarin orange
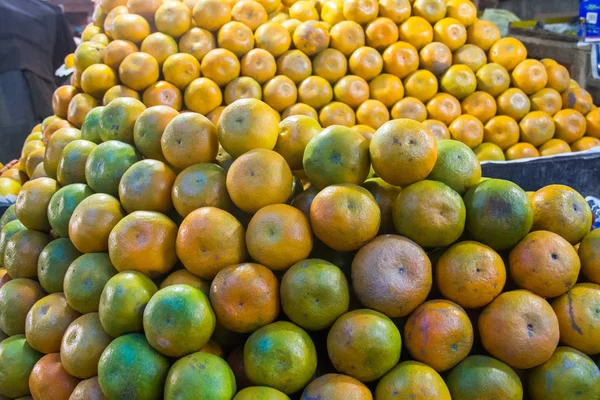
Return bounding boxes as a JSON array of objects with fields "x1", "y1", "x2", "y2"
[
  {"x1": 467, "y1": 19, "x2": 500, "y2": 51},
  {"x1": 391, "y1": 97, "x2": 428, "y2": 121},
  {"x1": 224, "y1": 77, "x2": 262, "y2": 105},
  {"x1": 433, "y1": 17, "x2": 467, "y2": 52},
  {"x1": 519, "y1": 111, "x2": 555, "y2": 147},
  {"x1": 484, "y1": 115, "x2": 520, "y2": 150},
  {"x1": 586, "y1": 107, "x2": 600, "y2": 138},
  {"x1": 539, "y1": 138, "x2": 572, "y2": 156},
  {"x1": 383, "y1": 41, "x2": 419, "y2": 79},
  {"x1": 369, "y1": 74, "x2": 404, "y2": 108},
  {"x1": 572, "y1": 136, "x2": 600, "y2": 152},
  {"x1": 419, "y1": 42, "x2": 452, "y2": 76},
  {"x1": 333, "y1": 75, "x2": 370, "y2": 109},
  {"x1": 140, "y1": 32, "x2": 178, "y2": 68},
  {"x1": 289, "y1": 0, "x2": 318, "y2": 21},
  {"x1": 293, "y1": 21, "x2": 330, "y2": 56},
  {"x1": 423, "y1": 119, "x2": 451, "y2": 140},
  {"x1": 319, "y1": 102, "x2": 356, "y2": 127},
  {"x1": 426, "y1": 93, "x2": 462, "y2": 125},
  {"x1": 342, "y1": 0, "x2": 379, "y2": 24},
  {"x1": 379, "y1": 0, "x2": 411, "y2": 24},
  {"x1": 511, "y1": 59, "x2": 549, "y2": 95},
  {"x1": 201, "y1": 48, "x2": 241, "y2": 87},
  {"x1": 461, "y1": 91, "x2": 497, "y2": 123},
  {"x1": 329, "y1": 20, "x2": 365, "y2": 56},
  {"x1": 365, "y1": 17, "x2": 399, "y2": 50},
  {"x1": 349, "y1": 46, "x2": 383, "y2": 81},
  {"x1": 399, "y1": 16, "x2": 433, "y2": 50},
  {"x1": 505, "y1": 143, "x2": 540, "y2": 160},
  {"x1": 356, "y1": 99, "x2": 390, "y2": 129},
  {"x1": 449, "y1": 114, "x2": 484, "y2": 149},
  {"x1": 111, "y1": 14, "x2": 151, "y2": 43},
  {"x1": 217, "y1": 21, "x2": 255, "y2": 58},
  {"x1": 497, "y1": 88, "x2": 531, "y2": 121},
  {"x1": 277, "y1": 50, "x2": 312, "y2": 84},
  {"x1": 403, "y1": 69, "x2": 438, "y2": 103},
  {"x1": 312, "y1": 48, "x2": 347, "y2": 84},
  {"x1": 282, "y1": 103, "x2": 318, "y2": 120},
  {"x1": 241, "y1": 48, "x2": 277, "y2": 84},
  {"x1": 178, "y1": 27, "x2": 216, "y2": 62},
  {"x1": 183, "y1": 77, "x2": 222, "y2": 115},
  {"x1": 297, "y1": 76, "x2": 333, "y2": 110},
  {"x1": 440, "y1": 64, "x2": 477, "y2": 100},
  {"x1": 254, "y1": 22, "x2": 292, "y2": 57},
  {"x1": 263, "y1": 75, "x2": 298, "y2": 112},
  {"x1": 546, "y1": 64, "x2": 571, "y2": 93},
  {"x1": 320, "y1": 0, "x2": 345, "y2": 25},
  {"x1": 489, "y1": 37, "x2": 528, "y2": 71},
  {"x1": 301, "y1": 374, "x2": 372, "y2": 400},
  {"x1": 553, "y1": 109, "x2": 586, "y2": 144},
  {"x1": 476, "y1": 62, "x2": 510, "y2": 97},
  {"x1": 453, "y1": 44, "x2": 487, "y2": 72},
  {"x1": 562, "y1": 87, "x2": 594, "y2": 115},
  {"x1": 162, "y1": 53, "x2": 201, "y2": 90},
  {"x1": 446, "y1": 0, "x2": 477, "y2": 26},
  {"x1": 231, "y1": 0, "x2": 268, "y2": 31},
  {"x1": 412, "y1": 0, "x2": 447, "y2": 24},
  {"x1": 142, "y1": 81, "x2": 183, "y2": 110},
  {"x1": 530, "y1": 88, "x2": 563, "y2": 116},
  {"x1": 119, "y1": 52, "x2": 160, "y2": 91},
  {"x1": 102, "y1": 85, "x2": 140, "y2": 106},
  {"x1": 161, "y1": 112, "x2": 218, "y2": 170},
  {"x1": 376, "y1": 361, "x2": 451, "y2": 400}
]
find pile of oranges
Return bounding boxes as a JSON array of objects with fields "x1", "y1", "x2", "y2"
[
  {"x1": 1, "y1": 0, "x2": 600, "y2": 399},
  {"x1": 47, "y1": 0, "x2": 600, "y2": 163}
]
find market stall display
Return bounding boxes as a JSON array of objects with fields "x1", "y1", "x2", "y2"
[{"x1": 1, "y1": 0, "x2": 600, "y2": 399}]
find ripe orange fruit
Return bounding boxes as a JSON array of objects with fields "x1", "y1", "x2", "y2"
[
  {"x1": 224, "y1": 76, "x2": 262, "y2": 105},
  {"x1": 226, "y1": 148, "x2": 293, "y2": 213},
  {"x1": 356, "y1": 99, "x2": 390, "y2": 129},
  {"x1": 530, "y1": 88, "x2": 563, "y2": 116},
  {"x1": 562, "y1": 87, "x2": 594, "y2": 115},
  {"x1": 231, "y1": 0, "x2": 268, "y2": 31},
  {"x1": 63, "y1": 253, "x2": 117, "y2": 314},
  {"x1": 352, "y1": 234, "x2": 432, "y2": 317},
  {"x1": 446, "y1": 355, "x2": 523, "y2": 400},
  {"x1": 489, "y1": 37, "x2": 528, "y2": 71},
  {"x1": 118, "y1": 52, "x2": 159, "y2": 91},
  {"x1": 426, "y1": 93, "x2": 461, "y2": 125},
  {"x1": 329, "y1": 20, "x2": 365, "y2": 57},
  {"x1": 171, "y1": 163, "x2": 230, "y2": 218},
  {"x1": 127, "y1": 0, "x2": 162, "y2": 21},
  {"x1": 102, "y1": 85, "x2": 140, "y2": 106},
  {"x1": 403, "y1": 69, "x2": 438, "y2": 103},
  {"x1": 376, "y1": 361, "x2": 451, "y2": 399},
  {"x1": 580, "y1": 229, "x2": 600, "y2": 284},
  {"x1": 453, "y1": 44, "x2": 486, "y2": 73},
  {"x1": 217, "y1": 21, "x2": 255, "y2": 57},
  {"x1": 103, "y1": 39, "x2": 138, "y2": 71},
  {"x1": 440, "y1": 64, "x2": 476, "y2": 100},
  {"x1": 391, "y1": 97, "x2": 427, "y2": 121},
  {"x1": 412, "y1": 0, "x2": 447, "y2": 24},
  {"x1": 553, "y1": 109, "x2": 587, "y2": 144},
  {"x1": 586, "y1": 107, "x2": 600, "y2": 138},
  {"x1": 312, "y1": 48, "x2": 348, "y2": 84},
  {"x1": 546, "y1": 64, "x2": 571, "y2": 93},
  {"x1": 289, "y1": 0, "x2": 318, "y2": 21},
  {"x1": 0, "y1": 279, "x2": 45, "y2": 336},
  {"x1": 405, "y1": 300, "x2": 473, "y2": 372},
  {"x1": 333, "y1": 75, "x2": 370, "y2": 109},
  {"x1": 26, "y1": 293, "x2": 80, "y2": 354},
  {"x1": 365, "y1": 17, "x2": 399, "y2": 50},
  {"x1": 274, "y1": 115, "x2": 321, "y2": 170},
  {"x1": 179, "y1": 27, "x2": 216, "y2": 62},
  {"x1": 297, "y1": 75, "x2": 332, "y2": 109},
  {"x1": 497, "y1": 88, "x2": 531, "y2": 121},
  {"x1": 519, "y1": 111, "x2": 555, "y2": 147},
  {"x1": 263, "y1": 75, "x2": 298, "y2": 112},
  {"x1": 70, "y1": 377, "x2": 106, "y2": 400},
  {"x1": 112, "y1": 13, "x2": 150, "y2": 43},
  {"x1": 320, "y1": 0, "x2": 345, "y2": 25},
  {"x1": 327, "y1": 309, "x2": 401, "y2": 382},
  {"x1": 423, "y1": 118, "x2": 450, "y2": 140},
  {"x1": 0, "y1": 335, "x2": 43, "y2": 398},
  {"x1": 369, "y1": 74, "x2": 404, "y2": 107},
  {"x1": 159, "y1": 270, "x2": 210, "y2": 296},
  {"x1": 29, "y1": 353, "x2": 80, "y2": 400},
  {"x1": 193, "y1": 0, "x2": 232, "y2": 31},
  {"x1": 118, "y1": 160, "x2": 176, "y2": 213},
  {"x1": 277, "y1": 49, "x2": 312, "y2": 83},
  {"x1": 509, "y1": 230, "x2": 580, "y2": 298},
  {"x1": 210, "y1": 263, "x2": 279, "y2": 333},
  {"x1": 44, "y1": 127, "x2": 82, "y2": 179},
  {"x1": 99, "y1": 96, "x2": 147, "y2": 143},
  {"x1": 161, "y1": 112, "x2": 218, "y2": 170},
  {"x1": 201, "y1": 48, "x2": 241, "y2": 87},
  {"x1": 140, "y1": 33, "x2": 178, "y2": 68},
  {"x1": 56, "y1": 139, "x2": 96, "y2": 186},
  {"x1": 382, "y1": 41, "x2": 419, "y2": 79},
  {"x1": 142, "y1": 81, "x2": 183, "y2": 110},
  {"x1": 293, "y1": 21, "x2": 330, "y2": 56},
  {"x1": 434, "y1": 18, "x2": 466, "y2": 52},
  {"x1": 572, "y1": 136, "x2": 600, "y2": 151},
  {"x1": 301, "y1": 374, "x2": 371, "y2": 400},
  {"x1": 133, "y1": 105, "x2": 179, "y2": 162},
  {"x1": 3, "y1": 230, "x2": 50, "y2": 280},
  {"x1": 74, "y1": 41, "x2": 106, "y2": 72},
  {"x1": 446, "y1": 0, "x2": 476, "y2": 26},
  {"x1": 449, "y1": 114, "x2": 484, "y2": 148},
  {"x1": 379, "y1": 0, "x2": 411, "y2": 24},
  {"x1": 319, "y1": 102, "x2": 356, "y2": 127},
  {"x1": 539, "y1": 138, "x2": 572, "y2": 156},
  {"x1": 505, "y1": 143, "x2": 539, "y2": 160},
  {"x1": 155, "y1": 1, "x2": 191, "y2": 37},
  {"x1": 103, "y1": 5, "x2": 128, "y2": 38},
  {"x1": 282, "y1": 103, "x2": 318, "y2": 119},
  {"x1": 342, "y1": 0, "x2": 379, "y2": 24},
  {"x1": 479, "y1": 290, "x2": 559, "y2": 369},
  {"x1": 437, "y1": 241, "x2": 506, "y2": 309},
  {"x1": 310, "y1": 184, "x2": 380, "y2": 251},
  {"x1": 52, "y1": 86, "x2": 78, "y2": 119},
  {"x1": 255, "y1": 21, "x2": 292, "y2": 57},
  {"x1": 349, "y1": 46, "x2": 383, "y2": 81},
  {"x1": 467, "y1": 19, "x2": 500, "y2": 51},
  {"x1": 399, "y1": 16, "x2": 433, "y2": 50},
  {"x1": 511, "y1": 59, "x2": 549, "y2": 95},
  {"x1": 67, "y1": 93, "x2": 99, "y2": 128},
  {"x1": 461, "y1": 91, "x2": 496, "y2": 124},
  {"x1": 15, "y1": 177, "x2": 59, "y2": 231},
  {"x1": 184, "y1": 77, "x2": 223, "y2": 114},
  {"x1": 483, "y1": 115, "x2": 519, "y2": 150},
  {"x1": 241, "y1": 48, "x2": 276, "y2": 84},
  {"x1": 420, "y1": 42, "x2": 452, "y2": 77},
  {"x1": 474, "y1": 142, "x2": 505, "y2": 161},
  {"x1": 476, "y1": 62, "x2": 510, "y2": 97}
]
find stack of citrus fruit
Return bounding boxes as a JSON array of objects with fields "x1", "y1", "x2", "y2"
[{"x1": 1, "y1": 1, "x2": 600, "y2": 399}]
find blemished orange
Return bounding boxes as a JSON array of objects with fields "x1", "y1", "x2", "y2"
[
  {"x1": 217, "y1": 98, "x2": 281, "y2": 157},
  {"x1": 553, "y1": 109, "x2": 587, "y2": 144},
  {"x1": 479, "y1": 290, "x2": 559, "y2": 369},
  {"x1": 446, "y1": 0, "x2": 477, "y2": 26},
  {"x1": 298, "y1": 76, "x2": 333, "y2": 109},
  {"x1": 246, "y1": 204, "x2": 313, "y2": 271},
  {"x1": 111, "y1": 14, "x2": 151, "y2": 43},
  {"x1": 484, "y1": 115, "x2": 520, "y2": 150},
  {"x1": 365, "y1": 17, "x2": 399, "y2": 50},
  {"x1": 161, "y1": 112, "x2": 219, "y2": 170},
  {"x1": 302, "y1": 374, "x2": 373, "y2": 400},
  {"x1": 210, "y1": 263, "x2": 280, "y2": 333},
  {"x1": 293, "y1": 21, "x2": 330, "y2": 56},
  {"x1": 176, "y1": 207, "x2": 247, "y2": 279},
  {"x1": 155, "y1": 1, "x2": 191, "y2": 37},
  {"x1": 231, "y1": 0, "x2": 268, "y2": 31},
  {"x1": 404, "y1": 300, "x2": 473, "y2": 372},
  {"x1": 546, "y1": 64, "x2": 571, "y2": 94},
  {"x1": 349, "y1": 46, "x2": 383, "y2": 81},
  {"x1": 218, "y1": 21, "x2": 255, "y2": 58},
  {"x1": 162, "y1": 53, "x2": 201, "y2": 90},
  {"x1": 289, "y1": 0, "x2": 318, "y2": 21},
  {"x1": 140, "y1": 33, "x2": 178, "y2": 68},
  {"x1": 277, "y1": 49, "x2": 312, "y2": 84},
  {"x1": 351, "y1": 234, "x2": 432, "y2": 318},
  {"x1": 423, "y1": 119, "x2": 451, "y2": 140},
  {"x1": 530, "y1": 88, "x2": 563, "y2": 116},
  {"x1": 433, "y1": 18, "x2": 467, "y2": 52},
  {"x1": 224, "y1": 76, "x2": 262, "y2": 104},
  {"x1": 184, "y1": 77, "x2": 222, "y2": 114},
  {"x1": 201, "y1": 48, "x2": 241, "y2": 87},
  {"x1": 118, "y1": 52, "x2": 160, "y2": 91},
  {"x1": 412, "y1": 0, "x2": 447, "y2": 24},
  {"x1": 379, "y1": 0, "x2": 411, "y2": 24},
  {"x1": 103, "y1": 39, "x2": 138, "y2": 71},
  {"x1": 509, "y1": 230, "x2": 580, "y2": 298},
  {"x1": 241, "y1": 48, "x2": 276, "y2": 84},
  {"x1": 193, "y1": 0, "x2": 232, "y2": 31},
  {"x1": 419, "y1": 42, "x2": 452, "y2": 76},
  {"x1": 356, "y1": 99, "x2": 390, "y2": 129},
  {"x1": 461, "y1": 91, "x2": 497, "y2": 124},
  {"x1": 282, "y1": 103, "x2": 318, "y2": 120},
  {"x1": 333, "y1": 75, "x2": 370, "y2": 109},
  {"x1": 562, "y1": 88, "x2": 594, "y2": 115},
  {"x1": 572, "y1": 136, "x2": 600, "y2": 151},
  {"x1": 342, "y1": 0, "x2": 379, "y2": 24},
  {"x1": 489, "y1": 37, "x2": 528, "y2": 71},
  {"x1": 436, "y1": 241, "x2": 506, "y2": 309},
  {"x1": 440, "y1": 64, "x2": 476, "y2": 100},
  {"x1": 391, "y1": 97, "x2": 428, "y2": 121},
  {"x1": 312, "y1": 48, "x2": 348, "y2": 84},
  {"x1": 399, "y1": 16, "x2": 434, "y2": 50},
  {"x1": 511, "y1": 59, "x2": 549, "y2": 95},
  {"x1": 310, "y1": 184, "x2": 380, "y2": 251},
  {"x1": 497, "y1": 88, "x2": 531, "y2": 121},
  {"x1": 52, "y1": 86, "x2": 78, "y2": 119},
  {"x1": 382, "y1": 41, "x2": 419, "y2": 79},
  {"x1": 467, "y1": 19, "x2": 501, "y2": 51},
  {"x1": 319, "y1": 102, "x2": 356, "y2": 127},
  {"x1": 255, "y1": 22, "x2": 292, "y2": 57},
  {"x1": 426, "y1": 93, "x2": 462, "y2": 125},
  {"x1": 263, "y1": 75, "x2": 298, "y2": 112},
  {"x1": 476, "y1": 62, "x2": 510, "y2": 97},
  {"x1": 519, "y1": 111, "x2": 555, "y2": 147},
  {"x1": 539, "y1": 138, "x2": 572, "y2": 156},
  {"x1": 142, "y1": 81, "x2": 183, "y2": 110},
  {"x1": 369, "y1": 74, "x2": 404, "y2": 108},
  {"x1": 226, "y1": 149, "x2": 293, "y2": 213},
  {"x1": 449, "y1": 114, "x2": 484, "y2": 148},
  {"x1": 329, "y1": 20, "x2": 365, "y2": 57},
  {"x1": 178, "y1": 27, "x2": 216, "y2": 62},
  {"x1": 506, "y1": 143, "x2": 540, "y2": 160},
  {"x1": 370, "y1": 119, "x2": 437, "y2": 186},
  {"x1": 403, "y1": 69, "x2": 438, "y2": 103}
]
